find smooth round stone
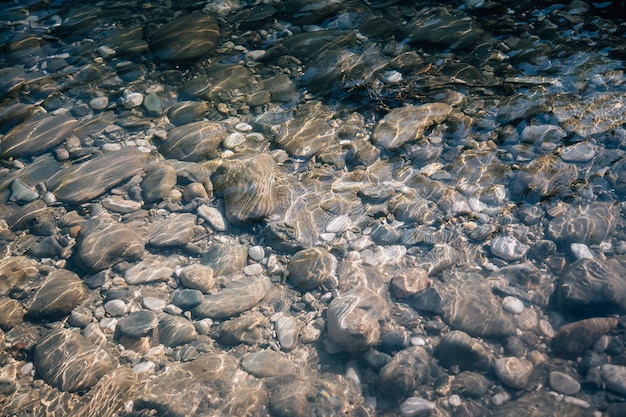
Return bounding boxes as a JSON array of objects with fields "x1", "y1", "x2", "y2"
[
  {"x1": 234, "y1": 122, "x2": 252, "y2": 132},
  {"x1": 216, "y1": 311, "x2": 270, "y2": 345},
  {"x1": 502, "y1": 296, "x2": 524, "y2": 314},
  {"x1": 143, "y1": 93, "x2": 163, "y2": 114},
  {"x1": 244, "y1": 263, "x2": 263, "y2": 276},
  {"x1": 28, "y1": 269, "x2": 86, "y2": 320},
  {"x1": 143, "y1": 297, "x2": 167, "y2": 311},
  {"x1": 269, "y1": 377, "x2": 353, "y2": 417},
  {"x1": 248, "y1": 245, "x2": 265, "y2": 261},
  {"x1": 274, "y1": 101, "x2": 336, "y2": 157},
  {"x1": 553, "y1": 317, "x2": 618, "y2": 359},
  {"x1": 89, "y1": 96, "x2": 108, "y2": 111},
  {"x1": 159, "y1": 121, "x2": 226, "y2": 162},
  {"x1": 378, "y1": 346, "x2": 430, "y2": 398},
  {"x1": 192, "y1": 275, "x2": 272, "y2": 319},
  {"x1": 117, "y1": 310, "x2": 158, "y2": 338},
  {"x1": 157, "y1": 313, "x2": 197, "y2": 347},
  {"x1": 510, "y1": 154, "x2": 578, "y2": 203},
  {"x1": 100, "y1": 317, "x2": 118, "y2": 334},
  {"x1": 601, "y1": 364, "x2": 626, "y2": 397},
  {"x1": 450, "y1": 371, "x2": 490, "y2": 398},
  {"x1": 327, "y1": 287, "x2": 386, "y2": 352},
  {"x1": 287, "y1": 247, "x2": 337, "y2": 290},
  {"x1": 149, "y1": 14, "x2": 220, "y2": 62},
  {"x1": 0, "y1": 298, "x2": 25, "y2": 330},
  {"x1": 197, "y1": 205, "x2": 228, "y2": 231},
  {"x1": 121, "y1": 90, "x2": 143, "y2": 109},
  {"x1": 390, "y1": 268, "x2": 429, "y2": 298},
  {"x1": 547, "y1": 202, "x2": 618, "y2": 246},
  {"x1": 399, "y1": 397, "x2": 436, "y2": 417},
  {"x1": 490, "y1": 235, "x2": 528, "y2": 261},
  {"x1": 2, "y1": 114, "x2": 78, "y2": 158},
  {"x1": 274, "y1": 313, "x2": 300, "y2": 351},
  {"x1": 104, "y1": 299, "x2": 127, "y2": 316},
  {"x1": 171, "y1": 289, "x2": 203, "y2": 309},
  {"x1": 241, "y1": 349, "x2": 298, "y2": 378},
  {"x1": 167, "y1": 101, "x2": 208, "y2": 126},
  {"x1": 10, "y1": 178, "x2": 38, "y2": 202},
  {"x1": 34, "y1": 329, "x2": 113, "y2": 392},
  {"x1": 549, "y1": 371, "x2": 581, "y2": 395},
  {"x1": 495, "y1": 357, "x2": 533, "y2": 389},
  {"x1": 200, "y1": 243, "x2": 248, "y2": 276},
  {"x1": 560, "y1": 142, "x2": 596, "y2": 163},
  {"x1": 570, "y1": 243, "x2": 593, "y2": 260},
  {"x1": 148, "y1": 213, "x2": 198, "y2": 247},
  {"x1": 179, "y1": 264, "x2": 214, "y2": 292}
]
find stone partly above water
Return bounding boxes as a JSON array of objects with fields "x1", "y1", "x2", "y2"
[
  {"x1": 149, "y1": 13, "x2": 220, "y2": 62},
  {"x1": 34, "y1": 329, "x2": 113, "y2": 392}
]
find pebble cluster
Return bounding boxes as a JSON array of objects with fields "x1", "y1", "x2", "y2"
[{"x1": 1, "y1": 0, "x2": 626, "y2": 416}]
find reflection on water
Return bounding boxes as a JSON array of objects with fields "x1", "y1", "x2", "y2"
[{"x1": 1, "y1": 0, "x2": 626, "y2": 416}]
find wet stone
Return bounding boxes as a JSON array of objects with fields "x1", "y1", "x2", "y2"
[
  {"x1": 171, "y1": 289, "x2": 203, "y2": 310},
  {"x1": 124, "y1": 255, "x2": 174, "y2": 285},
  {"x1": 149, "y1": 13, "x2": 220, "y2": 62},
  {"x1": 287, "y1": 247, "x2": 337, "y2": 290},
  {"x1": 502, "y1": 296, "x2": 524, "y2": 314},
  {"x1": 553, "y1": 317, "x2": 619, "y2": 359},
  {"x1": 148, "y1": 213, "x2": 197, "y2": 247},
  {"x1": 275, "y1": 101, "x2": 336, "y2": 158},
  {"x1": 1, "y1": 114, "x2": 77, "y2": 158},
  {"x1": 547, "y1": 202, "x2": 619, "y2": 246},
  {"x1": 601, "y1": 365, "x2": 626, "y2": 397},
  {"x1": 372, "y1": 103, "x2": 451, "y2": 150},
  {"x1": 117, "y1": 310, "x2": 158, "y2": 338},
  {"x1": 510, "y1": 154, "x2": 578, "y2": 203},
  {"x1": 269, "y1": 376, "x2": 354, "y2": 417},
  {"x1": 0, "y1": 255, "x2": 39, "y2": 296},
  {"x1": 240, "y1": 349, "x2": 298, "y2": 378},
  {"x1": 28, "y1": 269, "x2": 86, "y2": 320},
  {"x1": 159, "y1": 121, "x2": 226, "y2": 162},
  {"x1": 494, "y1": 357, "x2": 533, "y2": 390},
  {"x1": 549, "y1": 371, "x2": 580, "y2": 395},
  {"x1": 390, "y1": 267, "x2": 429, "y2": 298},
  {"x1": 557, "y1": 257, "x2": 626, "y2": 315},
  {"x1": 378, "y1": 346, "x2": 431, "y2": 398},
  {"x1": 192, "y1": 275, "x2": 272, "y2": 319},
  {"x1": 179, "y1": 264, "x2": 214, "y2": 292},
  {"x1": 0, "y1": 298, "x2": 25, "y2": 330},
  {"x1": 47, "y1": 148, "x2": 149, "y2": 204},
  {"x1": 167, "y1": 101, "x2": 208, "y2": 126},
  {"x1": 326, "y1": 287, "x2": 386, "y2": 352},
  {"x1": 142, "y1": 162, "x2": 177, "y2": 204},
  {"x1": 200, "y1": 243, "x2": 248, "y2": 276},
  {"x1": 183, "y1": 182, "x2": 208, "y2": 202},
  {"x1": 274, "y1": 313, "x2": 300, "y2": 351},
  {"x1": 70, "y1": 367, "x2": 136, "y2": 417},
  {"x1": 490, "y1": 235, "x2": 529, "y2": 261},
  {"x1": 34, "y1": 329, "x2": 113, "y2": 392},
  {"x1": 450, "y1": 371, "x2": 490, "y2": 398},
  {"x1": 399, "y1": 397, "x2": 436, "y2": 417},
  {"x1": 69, "y1": 306, "x2": 93, "y2": 327},
  {"x1": 216, "y1": 311, "x2": 270, "y2": 345},
  {"x1": 212, "y1": 152, "x2": 287, "y2": 224},
  {"x1": 157, "y1": 313, "x2": 197, "y2": 347},
  {"x1": 436, "y1": 330, "x2": 492, "y2": 372},
  {"x1": 0, "y1": 66, "x2": 26, "y2": 97},
  {"x1": 104, "y1": 299, "x2": 127, "y2": 317},
  {"x1": 248, "y1": 245, "x2": 265, "y2": 261},
  {"x1": 197, "y1": 205, "x2": 227, "y2": 231}
]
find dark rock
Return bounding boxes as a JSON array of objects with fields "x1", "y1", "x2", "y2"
[
  {"x1": 157, "y1": 313, "x2": 197, "y2": 347},
  {"x1": 1, "y1": 114, "x2": 77, "y2": 158},
  {"x1": 287, "y1": 247, "x2": 337, "y2": 290},
  {"x1": 378, "y1": 346, "x2": 431, "y2": 398},
  {"x1": 117, "y1": 310, "x2": 158, "y2": 338},
  {"x1": 553, "y1": 317, "x2": 619, "y2": 359},
  {"x1": 192, "y1": 275, "x2": 272, "y2": 319},
  {"x1": 436, "y1": 330, "x2": 492, "y2": 372},
  {"x1": 158, "y1": 121, "x2": 225, "y2": 162},
  {"x1": 149, "y1": 14, "x2": 220, "y2": 62},
  {"x1": 28, "y1": 269, "x2": 86, "y2": 319}
]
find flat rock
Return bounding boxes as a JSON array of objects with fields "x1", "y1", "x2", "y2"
[
  {"x1": 158, "y1": 121, "x2": 225, "y2": 162},
  {"x1": 287, "y1": 247, "x2": 337, "y2": 290},
  {"x1": 548, "y1": 202, "x2": 619, "y2": 246},
  {"x1": 450, "y1": 371, "x2": 490, "y2": 398},
  {"x1": 216, "y1": 311, "x2": 270, "y2": 345},
  {"x1": 124, "y1": 255, "x2": 174, "y2": 285},
  {"x1": 34, "y1": 329, "x2": 113, "y2": 392},
  {"x1": 275, "y1": 101, "x2": 336, "y2": 157},
  {"x1": 1, "y1": 114, "x2": 77, "y2": 158},
  {"x1": 73, "y1": 216, "x2": 145, "y2": 273},
  {"x1": 268, "y1": 376, "x2": 354, "y2": 417},
  {"x1": 28, "y1": 269, "x2": 86, "y2": 319},
  {"x1": 167, "y1": 101, "x2": 208, "y2": 126},
  {"x1": 510, "y1": 154, "x2": 578, "y2": 203},
  {"x1": 326, "y1": 287, "x2": 387, "y2": 352},
  {"x1": 47, "y1": 148, "x2": 149, "y2": 204},
  {"x1": 148, "y1": 213, "x2": 197, "y2": 247},
  {"x1": 240, "y1": 349, "x2": 298, "y2": 378},
  {"x1": 197, "y1": 205, "x2": 228, "y2": 231},
  {"x1": 490, "y1": 235, "x2": 529, "y2": 261},
  {"x1": 549, "y1": 371, "x2": 580, "y2": 395},
  {"x1": 601, "y1": 364, "x2": 626, "y2": 397},
  {"x1": 372, "y1": 103, "x2": 451, "y2": 150},
  {"x1": 150, "y1": 14, "x2": 220, "y2": 62},
  {"x1": 70, "y1": 367, "x2": 136, "y2": 417},
  {"x1": 212, "y1": 152, "x2": 287, "y2": 224},
  {"x1": 192, "y1": 275, "x2": 272, "y2": 319}
]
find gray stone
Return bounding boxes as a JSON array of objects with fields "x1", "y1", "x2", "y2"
[
  {"x1": 148, "y1": 213, "x2": 197, "y2": 247},
  {"x1": 601, "y1": 364, "x2": 626, "y2": 397},
  {"x1": 436, "y1": 330, "x2": 492, "y2": 372},
  {"x1": 549, "y1": 371, "x2": 580, "y2": 395},
  {"x1": 157, "y1": 313, "x2": 197, "y2": 347},
  {"x1": 142, "y1": 162, "x2": 177, "y2": 203},
  {"x1": 1, "y1": 114, "x2": 77, "y2": 158},
  {"x1": 287, "y1": 247, "x2": 337, "y2": 290},
  {"x1": 124, "y1": 255, "x2": 174, "y2": 285},
  {"x1": 28, "y1": 269, "x2": 86, "y2": 320},
  {"x1": 192, "y1": 275, "x2": 272, "y2": 319},
  {"x1": 490, "y1": 236, "x2": 529, "y2": 261},
  {"x1": 117, "y1": 310, "x2": 158, "y2": 338},
  {"x1": 378, "y1": 346, "x2": 431, "y2": 398},
  {"x1": 179, "y1": 264, "x2": 215, "y2": 292},
  {"x1": 495, "y1": 357, "x2": 533, "y2": 389},
  {"x1": 159, "y1": 121, "x2": 225, "y2": 162}
]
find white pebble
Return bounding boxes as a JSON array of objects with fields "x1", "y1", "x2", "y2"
[
  {"x1": 234, "y1": 122, "x2": 253, "y2": 132},
  {"x1": 502, "y1": 296, "x2": 524, "y2": 314},
  {"x1": 399, "y1": 397, "x2": 436, "y2": 417},
  {"x1": 89, "y1": 96, "x2": 109, "y2": 110},
  {"x1": 195, "y1": 318, "x2": 213, "y2": 335},
  {"x1": 121, "y1": 90, "x2": 143, "y2": 109},
  {"x1": 100, "y1": 317, "x2": 118, "y2": 334},
  {"x1": 248, "y1": 246, "x2": 265, "y2": 261},
  {"x1": 244, "y1": 263, "x2": 263, "y2": 276},
  {"x1": 143, "y1": 297, "x2": 167, "y2": 311},
  {"x1": 410, "y1": 336, "x2": 426, "y2": 346},
  {"x1": 448, "y1": 395, "x2": 462, "y2": 407},
  {"x1": 571, "y1": 243, "x2": 594, "y2": 260},
  {"x1": 133, "y1": 361, "x2": 156, "y2": 376},
  {"x1": 197, "y1": 205, "x2": 228, "y2": 231}
]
